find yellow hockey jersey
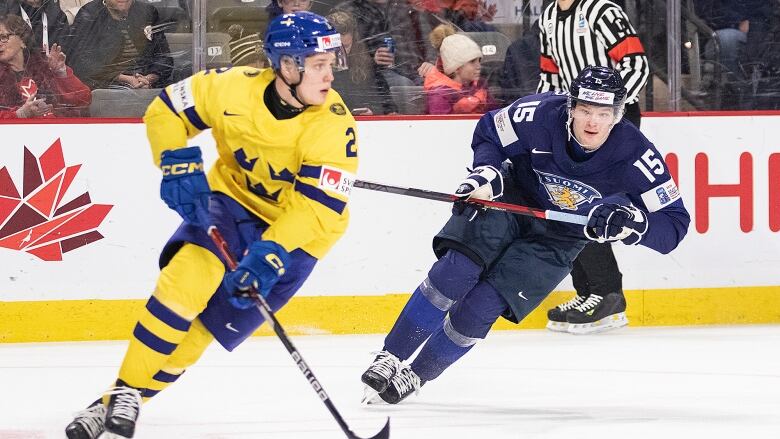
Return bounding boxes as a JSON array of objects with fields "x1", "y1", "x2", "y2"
[{"x1": 144, "y1": 67, "x2": 358, "y2": 259}]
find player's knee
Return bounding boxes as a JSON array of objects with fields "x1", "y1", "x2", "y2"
[
  {"x1": 155, "y1": 244, "x2": 224, "y2": 319},
  {"x1": 446, "y1": 283, "x2": 506, "y2": 341},
  {"x1": 426, "y1": 250, "x2": 482, "y2": 306}
]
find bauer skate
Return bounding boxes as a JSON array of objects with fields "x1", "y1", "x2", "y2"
[
  {"x1": 546, "y1": 294, "x2": 588, "y2": 332},
  {"x1": 104, "y1": 380, "x2": 143, "y2": 438},
  {"x1": 361, "y1": 350, "x2": 403, "y2": 402},
  {"x1": 65, "y1": 400, "x2": 106, "y2": 439},
  {"x1": 366, "y1": 363, "x2": 423, "y2": 405},
  {"x1": 566, "y1": 292, "x2": 628, "y2": 334}
]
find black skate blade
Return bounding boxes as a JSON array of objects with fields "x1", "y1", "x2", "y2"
[{"x1": 348, "y1": 417, "x2": 390, "y2": 439}]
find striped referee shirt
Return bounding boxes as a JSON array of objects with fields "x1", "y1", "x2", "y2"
[{"x1": 536, "y1": 0, "x2": 649, "y2": 104}]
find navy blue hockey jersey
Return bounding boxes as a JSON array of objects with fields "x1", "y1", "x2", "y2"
[{"x1": 471, "y1": 92, "x2": 689, "y2": 254}]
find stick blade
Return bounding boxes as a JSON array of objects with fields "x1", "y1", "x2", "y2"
[{"x1": 352, "y1": 417, "x2": 390, "y2": 439}]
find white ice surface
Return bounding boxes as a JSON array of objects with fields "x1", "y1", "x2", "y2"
[{"x1": 2, "y1": 325, "x2": 780, "y2": 439}]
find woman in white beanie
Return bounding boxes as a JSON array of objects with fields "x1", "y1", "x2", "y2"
[{"x1": 424, "y1": 33, "x2": 493, "y2": 114}]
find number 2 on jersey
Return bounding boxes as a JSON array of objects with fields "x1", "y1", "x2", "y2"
[{"x1": 345, "y1": 127, "x2": 357, "y2": 157}]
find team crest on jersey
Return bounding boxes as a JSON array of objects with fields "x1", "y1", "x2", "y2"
[
  {"x1": 243, "y1": 69, "x2": 261, "y2": 77},
  {"x1": 535, "y1": 170, "x2": 602, "y2": 211},
  {"x1": 330, "y1": 103, "x2": 346, "y2": 116}
]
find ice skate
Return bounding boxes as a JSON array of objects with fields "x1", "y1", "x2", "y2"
[
  {"x1": 566, "y1": 292, "x2": 628, "y2": 334},
  {"x1": 104, "y1": 380, "x2": 143, "y2": 438},
  {"x1": 361, "y1": 350, "x2": 403, "y2": 402},
  {"x1": 65, "y1": 400, "x2": 106, "y2": 439},
  {"x1": 546, "y1": 294, "x2": 588, "y2": 332},
  {"x1": 367, "y1": 363, "x2": 422, "y2": 405}
]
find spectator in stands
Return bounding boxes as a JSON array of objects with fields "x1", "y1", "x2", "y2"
[
  {"x1": 0, "y1": 14, "x2": 89, "y2": 118},
  {"x1": 428, "y1": 22, "x2": 456, "y2": 74},
  {"x1": 739, "y1": 1, "x2": 778, "y2": 109},
  {"x1": 334, "y1": 0, "x2": 438, "y2": 88},
  {"x1": 327, "y1": 10, "x2": 395, "y2": 115},
  {"x1": 443, "y1": 0, "x2": 497, "y2": 32},
  {"x1": 227, "y1": 24, "x2": 266, "y2": 68},
  {"x1": 497, "y1": 18, "x2": 540, "y2": 99},
  {"x1": 424, "y1": 33, "x2": 492, "y2": 114},
  {"x1": 67, "y1": 0, "x2": 173, "y2": 89},
  {"x1": 0, "y1": 0, "x2": 71, "y2": 54},
  {"x1": 693, "y1": 0, "x2": 769, "y2": 109},
  {"x1": 267, "y1": 0, "x2": 311, "y2": 21}
]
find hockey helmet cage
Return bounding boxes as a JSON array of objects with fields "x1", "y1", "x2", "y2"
[{"x1": 264, "y1": 11, "x2": 348, "y2": 72}]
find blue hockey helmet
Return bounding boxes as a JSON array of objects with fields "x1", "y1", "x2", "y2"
[
  {"x1": 568, "y1": 65, "x2": 627, "y2": 116},
  {"x1": 264, "y1": 11, "x2": 347, "y2": 72}
]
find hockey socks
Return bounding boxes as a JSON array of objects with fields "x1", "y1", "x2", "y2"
[
  {"x1": 384, "y1": 250, "x2": 481, "y2": 360},
  {"x1": 410, "y1": 281, "x2": 509, "y2": 382}
]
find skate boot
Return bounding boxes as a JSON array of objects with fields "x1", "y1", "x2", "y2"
[
  {"x1": 546, "y1": 294, "x2": 588, "y2": 332},
  {"x1": 65, "y1": 400, "x2": 106, "y2": 439},
  {"x1": 361, "y1": 350, "x2": 402, "y2": 394},
  {"x1": 371, "y1": 363, "x2": 423, "y2": 405},
  {"x1": 566, "y1": 292, "x2": 628, "y2": 334},
  {"x1": 104, "y1": 380, "x2": 143, "y2": 438}
]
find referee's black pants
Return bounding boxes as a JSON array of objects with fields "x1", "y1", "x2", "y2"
[{"x1": 568, "y1": 101, "x2": 641, "y2": 301}]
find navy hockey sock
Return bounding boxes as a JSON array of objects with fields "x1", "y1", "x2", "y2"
[
  {"x1": 384, "y1": 250, "x2": 481, "y2": 361},
  {"x1": 409, "y1": 281, "x2": 508, "y2": 382},
  {"x1": 409, "y1": 323, "x2": 473, "y2": 382}
]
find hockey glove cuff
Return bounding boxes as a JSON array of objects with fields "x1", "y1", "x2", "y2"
[
  {"x1": 223, "y1": 240, "x2": 291, "y2": 309},
  {"x1": 585, "y1": 203, "x2": 648, "y2": 245},
  {"x1": 160, "y1": 146, "x2": 211, "y2": 228}
]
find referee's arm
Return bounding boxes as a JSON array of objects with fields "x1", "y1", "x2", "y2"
[
  {"x1": 595, "y1": 6, "x2": 650, "y2": 104},
  {"x1": 537, "y1": 19, "x2": 562, "y2": 93}
]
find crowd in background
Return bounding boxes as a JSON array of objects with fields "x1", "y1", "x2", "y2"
[{"x1": 1, "y1": 0, "x2": 779, "y2": 118}]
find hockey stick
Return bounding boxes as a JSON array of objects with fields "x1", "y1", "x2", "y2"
[
  {"x1": 353, "y1": 179, "x2": 588, "y2": 226},
  {"x1": 206, "y1": 225, "x2": 391, "y2": 439}
]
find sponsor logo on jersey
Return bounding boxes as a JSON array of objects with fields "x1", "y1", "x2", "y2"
[
  {"x1": 243, "y1": 69, "x2": 261, "y2": 77},
  {"x1": 493, "y1": 107, "x2": 518, "y2": 146},
  {"x1": 330, "y1": 103, "x2": 346, "y2": 116},
  {"x1": 576, "y1": 12, "x2": 587, "y2": 35},
  {"x1": 0, "y1": 139, "x2": 113, "y2": 261},
  {"x1": 641, "y1": 179, "x2": 681, "y2": 212},
  {"x1": 535, "y1": 170, "x2": 602, "y2": 211},
  {"x1": 317, "y1": 34, "x2": 342, "y2": 50},
  {"x1": 578, "y1": 88, "x2": 615, "y2": 105},
  {"x1": 656, "y1": 187, "x2": 671, "y2": 204},
  {"x1": 318, "y1": 166, "x2": 355, "y2": 196},
  {"x1": 169, "y1": 77, "x2": 195, "y2": 112}
]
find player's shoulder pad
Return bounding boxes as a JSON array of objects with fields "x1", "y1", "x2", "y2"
[
  {"x1": 490, "y1": 91, "x2": 565, "y2": 147},
  {"x1": 306, "y1": 89, "x2": 356, "y2": 124}
]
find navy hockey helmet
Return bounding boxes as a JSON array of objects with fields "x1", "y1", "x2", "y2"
[
  {"x1": 264, "y1": 11, "x2": 347, "y2": 72},
  {"x1": 568, "y1": 65, "x2": 627, "y2": 117}
]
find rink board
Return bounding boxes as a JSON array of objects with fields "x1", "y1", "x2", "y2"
[{"x1": 1, "y1": 115, "x2": 779, "y2": 342}]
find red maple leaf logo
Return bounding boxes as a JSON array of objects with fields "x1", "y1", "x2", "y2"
[{"x1": 0, "y1": 139, "x2": 113, "y2": 261}]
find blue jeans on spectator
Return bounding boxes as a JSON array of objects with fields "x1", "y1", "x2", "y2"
[{"x1": 705, "y1": 28, "x2": 747, "y2": 81}]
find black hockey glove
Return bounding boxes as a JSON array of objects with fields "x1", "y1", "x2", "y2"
[{"x1": 585, "y1": 203, "x2": 648, "y2": 245}]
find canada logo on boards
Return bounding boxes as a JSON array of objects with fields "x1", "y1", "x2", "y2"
[{"x1": 0, "y1": 139, "x2": 113, "y2": 261}]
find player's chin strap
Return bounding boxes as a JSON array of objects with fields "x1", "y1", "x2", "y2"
[{"x1": 277, "y1": 69, "x2": 310, "y2": 109}]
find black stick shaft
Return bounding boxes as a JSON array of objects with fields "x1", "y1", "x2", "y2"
[
  {"x1": 207, "y1": 226, "x2": 390, "y2": 439},
  {"x1": 353, "y1": 179, "x2": 588, "y2": 225}
]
